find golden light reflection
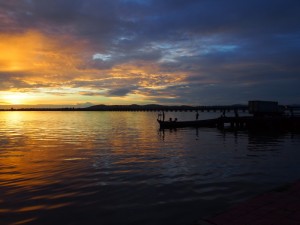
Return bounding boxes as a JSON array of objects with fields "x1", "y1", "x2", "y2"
[
  {"x1": 0, "y1": 112, "x2": 87, "y2": 189},
  {"x1": 0, "y1": 111, "x2": 161, "y2": 195}
]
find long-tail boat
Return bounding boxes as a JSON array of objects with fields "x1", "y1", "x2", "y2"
[{"x1": 157, "y1": 118, "x2": 219, "y2": 129}]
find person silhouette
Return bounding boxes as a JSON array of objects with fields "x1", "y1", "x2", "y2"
[
  {"x1": 196, "y1": 111, "x2": 199, "y2": 120},
  {"x1": 234, "y1": 109, "x2": 239, "y2": 118}
]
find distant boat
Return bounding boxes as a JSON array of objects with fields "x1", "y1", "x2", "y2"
[{"x1": 157, "y1": 118, "x2": 219, "y2": 129}]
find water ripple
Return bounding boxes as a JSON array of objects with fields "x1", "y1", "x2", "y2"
[{"x1": 1, "y1": 111, "x2": 300, "y2": 225}]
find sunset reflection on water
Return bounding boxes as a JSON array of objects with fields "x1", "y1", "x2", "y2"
[{"x1": 1, "y1": 111, "x2": 300, "y2": 225}]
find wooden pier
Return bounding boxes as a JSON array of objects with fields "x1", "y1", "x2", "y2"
[{"x1": 216, "y1": 116, "x2": 300, "y2": 130}]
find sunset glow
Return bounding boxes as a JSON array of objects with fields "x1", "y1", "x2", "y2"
[
  {"x1": 3, "y1": 92, "x2": 29, "y2": 105},
  {"x1": 0, "y1": 0, "x2": 299, "y2": 107}
]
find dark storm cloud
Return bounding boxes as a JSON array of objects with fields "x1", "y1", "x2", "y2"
[
  {"x1": 3, "y1": 0, "x2": 300, "y2": 45},
  {"x1": 106, "y1": 86, "x2": 137, "y2": 97},
  {"x1": 1, "y1": 0, "x2": 300, "y2": 103}
]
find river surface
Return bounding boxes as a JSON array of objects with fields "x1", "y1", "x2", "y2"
[{"x1": 0, "y1": 111, "x2": 300, "y2": 225}]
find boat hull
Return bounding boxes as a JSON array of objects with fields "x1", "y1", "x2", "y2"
[
  {"x1": 157, "y1": 118, "x2": 219, "y2": 129},
  {"x1": 157, "y1": 116, "x2": 300, "y2": 130}
]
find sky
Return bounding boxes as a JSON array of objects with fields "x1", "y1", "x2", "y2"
[{"x1": 0, "y1": 0, "x2": 300, "y2": 107}]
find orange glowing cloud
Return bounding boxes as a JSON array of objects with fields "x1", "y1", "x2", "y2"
[
  {"x1": 0, "y1": 31, "x2": 52, "y2": 72},
  {"x1": 0, "y1": 30, "x2": 188, "y2": 105},
  {"x1": 0, "y1": 31, "x2": 85, "y2": 82},
  {"x1": 108, "y1": 63, "x2": 186, "y2": 89}
]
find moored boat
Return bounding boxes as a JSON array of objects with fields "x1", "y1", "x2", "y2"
[
  {"x1": 157, "y1": 101, "x2": 300, "y2": 130},
  {"x1": 157, "y1": 118, "x2": 219, "y2": 129},
  {"x1": 158, "y1": 116, "x2": 300, "y2": 130}
]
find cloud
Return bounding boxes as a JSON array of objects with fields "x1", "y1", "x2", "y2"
[
  {"x1": 0, "y1": 0, "x2": 300, "y2": 105},
  {"x1": 106, "y1": 86, "x2": 136, "y2": 97}
]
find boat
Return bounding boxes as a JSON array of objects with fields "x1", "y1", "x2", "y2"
[
  {"x1": 158, "y1": 116, "x2": 300, "y2": 130},
  {"x1": 156, "y1": 101, "x2": 300, "y2": 130},
  {"x1": 157, "y1": 118, "x2": 219, "y2": 129}
]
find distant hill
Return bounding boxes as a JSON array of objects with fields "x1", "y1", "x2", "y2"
[
  {"x1": 84, "y1": 104, "x2": 250, "y2": 111},
  {"x1": 6, "y1": 103, "x2": 300, "y2": 112},
  {"x1": 86, "y1": 104, "x2": 196, "y2": 111}
]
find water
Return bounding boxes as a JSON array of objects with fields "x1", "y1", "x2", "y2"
[{"x1": 0, "y1": 111, "x2": 300, "y2": 225}]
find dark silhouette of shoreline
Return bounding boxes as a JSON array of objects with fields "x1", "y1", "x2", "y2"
[
  {"x1": 0, "y1": 104, "x2": 249, "y2": 112},
  {"x1": 1, "y1": 103, "x2": 299, "y2": 113}
]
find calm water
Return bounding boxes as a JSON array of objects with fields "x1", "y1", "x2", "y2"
[{"x1": 1, "y1": 111, "x2": 300, "y2": 225}]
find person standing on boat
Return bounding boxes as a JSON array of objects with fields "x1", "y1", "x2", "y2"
[
  {"x1": 234, "y1": 108, "x2": 239, "y2": 118},
  {"x1": 162, "y1": 111, "x2": 165, "y2": 121},
  {"x1": 222, "y1": 110, "x2": 226, "y2": 117},
  {"x1": 196, "y1": 111, "x2": 199, "y2": 120},
  {"x1": 157, "y1": 112, "x2": 162, "y2": 120}
]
